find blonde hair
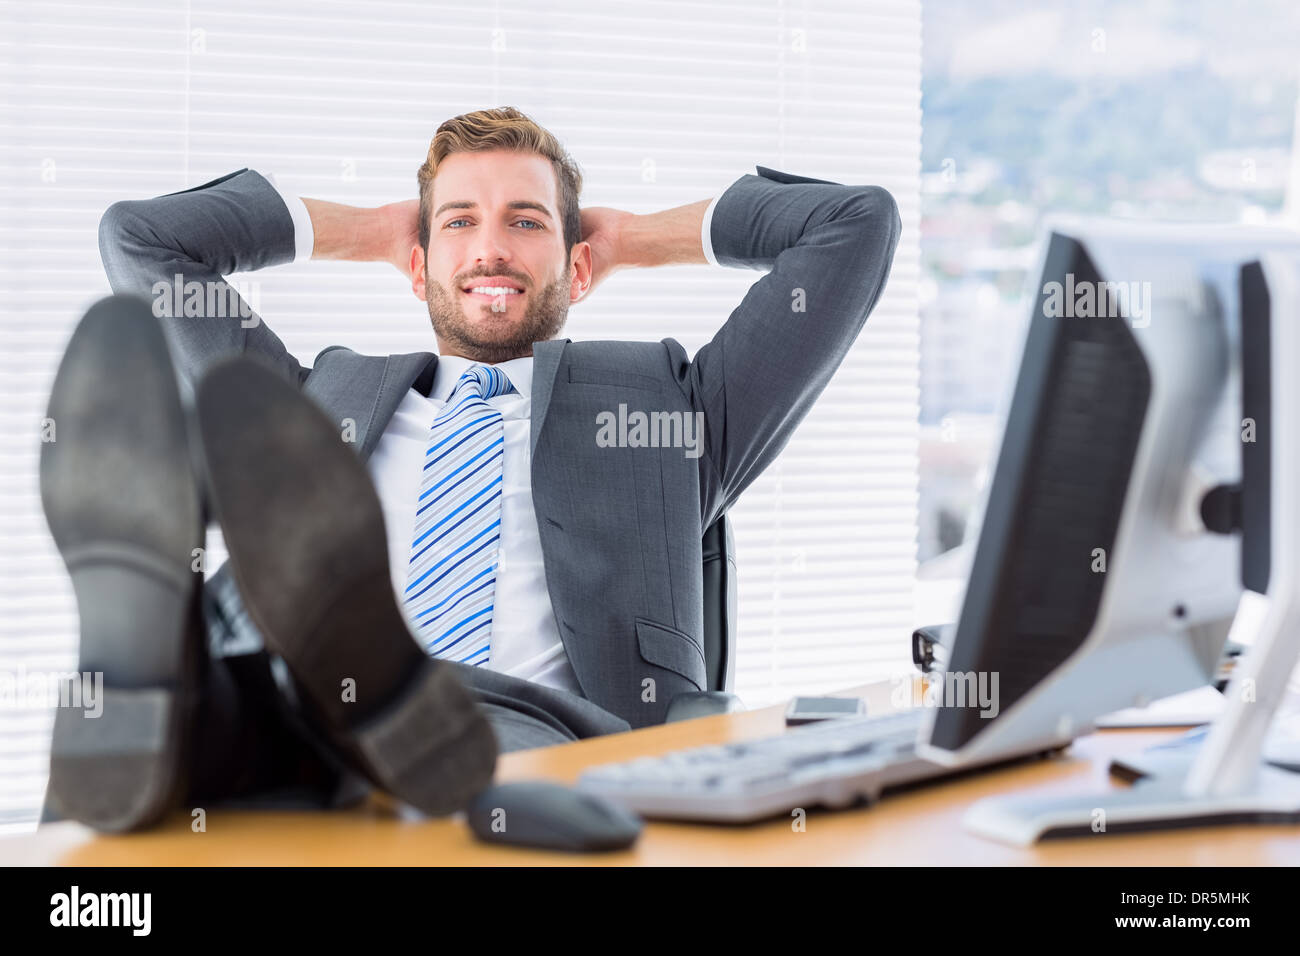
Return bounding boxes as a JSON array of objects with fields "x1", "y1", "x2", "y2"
[{"x1": 417, "y1": 106, "x2": 583, "y2": 260}]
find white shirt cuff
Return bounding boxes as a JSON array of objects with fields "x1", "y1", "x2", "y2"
[
  {"x1": 701, "y1": 193, "x2": 722, "y2": 267},
  {"x1": 260, "y1": 170, "x2": 314, "y2": 264}
]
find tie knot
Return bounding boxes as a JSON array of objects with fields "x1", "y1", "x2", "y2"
[{"x1": 457, "y1": 364, "x2": 513, "y2": 400}]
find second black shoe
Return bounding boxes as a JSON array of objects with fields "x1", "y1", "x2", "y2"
[{"x1": 193, "y1": 356, "x2": 498, "y2": 817}]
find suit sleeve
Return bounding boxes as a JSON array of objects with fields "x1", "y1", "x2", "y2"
[
  {"x1": 96, "y1": 167, "x2": 308, "y2": 386},
  {"x1": 669, "y1": 165, "x2": 903, "y2": 527}
]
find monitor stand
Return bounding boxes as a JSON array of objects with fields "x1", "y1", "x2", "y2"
[{"x1": 962, "y1": 254, "x2": 1300, "y2": 846}]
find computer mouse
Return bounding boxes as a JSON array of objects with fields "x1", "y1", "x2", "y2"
[{"x1": 466, "y1": 781, "x2": 643, "y2": 852}]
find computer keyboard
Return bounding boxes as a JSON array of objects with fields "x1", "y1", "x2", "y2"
[{"x1": 577, "y1": 708, "x2": 949, "y2": 823}]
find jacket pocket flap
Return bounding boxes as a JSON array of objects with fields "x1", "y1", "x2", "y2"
[
  {"x1": 568, "y1": 365, "x2": 660, "y2": 391},
  {"x1": 635, "y1": 617, "x2": 706, "y2": 689}
]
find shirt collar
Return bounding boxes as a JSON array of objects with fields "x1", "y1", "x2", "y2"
[{"x1": 430, "y1": 353, "x2": 533, "y2": 403}]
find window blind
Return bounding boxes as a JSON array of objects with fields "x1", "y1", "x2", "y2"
[{"x1": 0, "y1": 0, "x2": 920, "y2": 830}]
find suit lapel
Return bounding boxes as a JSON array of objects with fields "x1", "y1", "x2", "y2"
[
  {"x1": 530, "y1": 337, "x2": 569, "y2": 455},
  {"x1": 303, "y1": 350, "x2": 437, "y2": 461},
  {"x1": 360, "y1": 352, "x2": 439, "y2": 458}
]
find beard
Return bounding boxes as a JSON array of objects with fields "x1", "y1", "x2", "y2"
[{"x1": 424, "y1": 267, "x2": 571, "y2": 363}]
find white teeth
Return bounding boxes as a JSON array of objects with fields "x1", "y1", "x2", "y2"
[{"x1": 468, "y1": 286, "x2": 521, "y2": 296}]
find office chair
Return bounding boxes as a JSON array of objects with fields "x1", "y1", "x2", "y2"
[{"x1": 663, "y1": 512, "x2": 746, "y2": 721}]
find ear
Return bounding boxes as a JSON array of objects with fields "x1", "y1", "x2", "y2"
[
  {"x1": 410, "y1": 244, "x2": 428, "y2": 301},
  {"x1": 568, "y1": 240, "x2": 593, "y2": 303}
]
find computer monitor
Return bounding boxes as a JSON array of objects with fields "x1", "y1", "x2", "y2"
[{"x1": 916, "y1": 220, "x2": 1300, "y2": 774}]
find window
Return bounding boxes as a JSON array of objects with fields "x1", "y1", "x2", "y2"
[{"x1": 0, "y1": 0, "x2": 921, "y2": 830}]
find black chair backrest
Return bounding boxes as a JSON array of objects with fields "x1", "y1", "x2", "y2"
[{"x1": 700, "y1": 512, "x2": 737, "y2": 692}]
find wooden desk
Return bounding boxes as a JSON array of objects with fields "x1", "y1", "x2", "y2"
[{"x1": 5, "y1": 681, "x2": 1300, "y2": 865}]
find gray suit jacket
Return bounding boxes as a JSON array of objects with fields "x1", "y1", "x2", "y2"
[{"x1": 97, "y1": 164, "x2": 901, "y2": 733}]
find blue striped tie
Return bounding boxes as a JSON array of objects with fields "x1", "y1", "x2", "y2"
[{"x1": 403, "y1": 364, "x2": 514, "y2": 665}]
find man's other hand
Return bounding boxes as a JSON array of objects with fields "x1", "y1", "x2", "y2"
[
  {"x1": 382, "y1": 198, "x2": 421, "y2": 281},
  {"x1": 576, "y1": 205, "x2": 633, "y2": 302}
]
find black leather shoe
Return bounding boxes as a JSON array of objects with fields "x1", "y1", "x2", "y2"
[
  {"x1": 193, "y1": 356, "x2": 498, "y2": 817},
  {"x1": 39, "y1": 295, "x2": 205, "y2": 832}
]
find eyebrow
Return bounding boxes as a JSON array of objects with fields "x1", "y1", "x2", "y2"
[{"x1": 434, "y1": 200, "x2": 553, "y2": 221}]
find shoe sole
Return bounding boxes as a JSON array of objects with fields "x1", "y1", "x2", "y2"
[
  {"x1": 193, "y1": 357, "x2": 497, "y2": 816},
  {"x1": 39, "y1": 295, "x2": 203, "y2": 832}
]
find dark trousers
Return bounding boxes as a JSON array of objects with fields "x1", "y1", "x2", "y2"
[
  {"x1": 183, "y1": 647, "x2": 366, "y2": 809},
  {"x1": 181, "y1": 581, "x2": 634, "y2": 811}
]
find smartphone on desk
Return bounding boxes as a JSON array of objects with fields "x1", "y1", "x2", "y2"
[{"x1": 784, "y1": 696, "x2": 867, "y2": 726}]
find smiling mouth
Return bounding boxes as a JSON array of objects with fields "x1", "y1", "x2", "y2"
[
  {"x1": 463, "y1": 291, "x2": 523, "y2": 305},
  {"x1": 462, "y1": 282, "x2": 525, "y2": 303}
]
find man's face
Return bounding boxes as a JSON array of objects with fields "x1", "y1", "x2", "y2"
[{"x1": 411, "y1": 148, "x2": 591, "y2": 363}]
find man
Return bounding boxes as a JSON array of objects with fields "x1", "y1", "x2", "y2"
[{"x1": 42, "y1": 106, "x2": 901, "y2": 831}]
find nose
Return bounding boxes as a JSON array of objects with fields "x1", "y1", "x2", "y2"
[{"x1": 471, "y1": 219, "x2": 513, "y2": 269}]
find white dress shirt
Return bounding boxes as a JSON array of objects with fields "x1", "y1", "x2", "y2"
[{"x1": 263, "y1": 170, "x2": 722, "y2": 696}]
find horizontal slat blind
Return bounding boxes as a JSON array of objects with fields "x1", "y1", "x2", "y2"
[{"x1": 0, "y1": 0, "x2": 920, "y2": 830}]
